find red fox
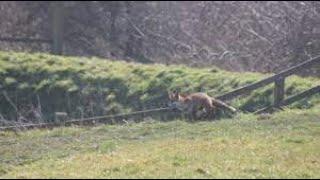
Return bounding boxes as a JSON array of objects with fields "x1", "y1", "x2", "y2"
[{"x1": 168, "y1": 90, "x2": 237, "y2": 119}]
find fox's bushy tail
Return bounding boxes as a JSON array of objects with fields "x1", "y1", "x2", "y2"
[{"x1": 211, "y1": 98, "x2": 237, "y2": 113}]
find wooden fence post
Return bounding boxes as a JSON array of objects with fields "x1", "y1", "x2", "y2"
[
  {"x1": 55, "y1": 112, "x2": 68, "y2": 126},
  {"x1": 274, "y1": 77, "x2": 285, "y2": 107}
]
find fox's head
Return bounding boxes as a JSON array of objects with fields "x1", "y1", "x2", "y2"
[
  {"x1": 167, "y1": 90, "x2": 189, "y2": 111},
  {"x1": 168, "y1": 90, "x2": 180, "y2": 110},
  {"x1": 168, "y1": 90, "x2": 180, "y2": 102},
  {"x1": 168, "y1": 90, "x2": 189, "y2": 102}
]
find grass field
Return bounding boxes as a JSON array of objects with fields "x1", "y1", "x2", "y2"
[
  {"x1": 1, "y1": 106, "x2": 319, "y2": 178},
  {"x1": 0, "y1": 51, "x2": 319, "y2": 178}
]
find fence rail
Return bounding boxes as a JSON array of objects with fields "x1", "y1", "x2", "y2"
[
  {"x1": 216, "y1": 55, "x2": 320, "y2": 113},
  {"x1": 216, "y1": 55, "x2": 320, "y2": 101},
  {"x1": 255, "y1": 85, "x2": 320, "y2": 114},
  {"x1": 0, "y1": 107, "x2": 172, "y2": 131}
]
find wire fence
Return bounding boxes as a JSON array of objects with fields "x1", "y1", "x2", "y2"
[{"x1": 0, "y1": 107, "x2": 173, "y2": 131}]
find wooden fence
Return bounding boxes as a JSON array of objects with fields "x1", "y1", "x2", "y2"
[{"x1": 215, "y1": 55, "x2": 320, "y2": 113}]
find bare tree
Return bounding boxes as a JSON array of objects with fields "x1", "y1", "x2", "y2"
[{"x1": 0, "y1": 1, "x2": 319, "y2": 75}]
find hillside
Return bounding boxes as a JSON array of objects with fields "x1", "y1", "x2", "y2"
[
  {"x1": 0, "y1": 51, "x2": 319, "y2": 123},
  {"x1": 0, "y1": 51, "x2": 320, "y2": 178},
  {"x1": 1, "y1": 106, "x2": 320, "y2": 178}
]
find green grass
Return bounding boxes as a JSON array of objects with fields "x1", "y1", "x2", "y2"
[
  {"x1": 0, "y1": 51, "x2": 319, "y2": 178},
  {"x1": 0, "y1": 51, "x2": 319, "y2": 122},
  {"x1": 1, "y1": 106, "x2": 320, "y2": 178}
]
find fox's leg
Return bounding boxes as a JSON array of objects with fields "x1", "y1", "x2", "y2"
[
  {"x1": 204, "y1": 105, "x2": 216, "y2": 120},
  {"x1": 188, "y1": 104, "x2": 198, "y2": 121},
  {"x1": 196, "y1": 108, "x2": 206, "y2": 120},
  {"x1": 191, "y1": 108, "x2": 197, "y2": 121},
  {"x1": 184, "y1": 104, "x2": 192, "y2": 121},
  {"x1": 195, "y1": 105, "x2": 208, "y2": 120},
  {"x1": 193, "y1": 106, "x2": 207, "y2": 120},
  {"x1": 203, "y1": 107, "x2": 210, "y2": 119},
  {"x1": 210, "y1": 106, "x2": 216, "y2": 120}
]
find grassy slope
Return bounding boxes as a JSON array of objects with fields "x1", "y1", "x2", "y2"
[
  {"x1": 0, "y1": 51, "x2": 319, "y2": 121},
  {"x1": 0, "y1": 51, "x2": 320, "y2": 178},
  {"x1": 1, "y1": 106, "x2": 320, "y2": 178}
]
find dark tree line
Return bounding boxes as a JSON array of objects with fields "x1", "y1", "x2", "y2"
[{"x1": 0, "y1": 1, "x2": 319, "y2": 75}]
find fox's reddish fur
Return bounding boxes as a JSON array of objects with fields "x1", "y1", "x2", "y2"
[{"x1": 168, "y1": 90, "x2": 236, "y2": 119}]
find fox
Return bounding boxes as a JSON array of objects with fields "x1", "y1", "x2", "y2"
[{"x1": 168, "y1": 90, "x2": 237, "y2": 120}]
